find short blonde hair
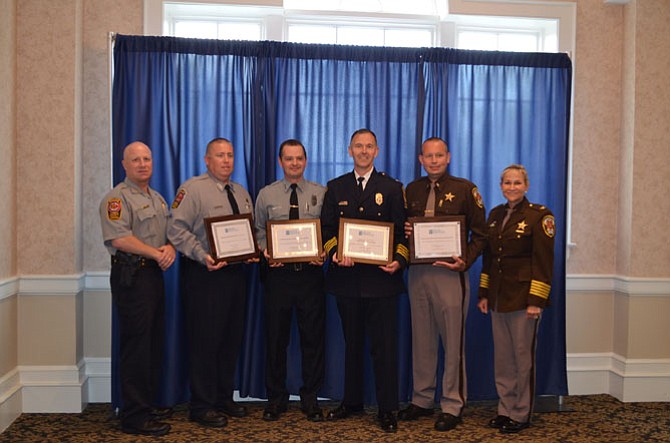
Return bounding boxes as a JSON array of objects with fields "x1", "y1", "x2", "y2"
[{"x1": 500, "y1": 164, "x2": 529, "y2": 186}]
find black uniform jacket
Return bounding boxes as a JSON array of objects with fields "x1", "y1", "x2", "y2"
[
  {"x1": 321, "y1": 169, "x2": 408, "y2": 298},
  {"x1": 478, "y1": 197, "x2": 555, "y2": 313},
  {"x1": 405, "y1": 173, "x2": 487, "y2": 269}
]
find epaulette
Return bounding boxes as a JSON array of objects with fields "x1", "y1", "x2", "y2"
[
  {"x1": 527, "y1": 203, "x2": 547, "y2": 212},
  {"x1": 378, "y1": 171, "x2": 400, "y2": 182}
]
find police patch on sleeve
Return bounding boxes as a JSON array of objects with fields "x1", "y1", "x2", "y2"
[
  {"x1": 472, "y1": 187, "x2": 484, "y2": 209},
  {"x1": 171, "y1": 189, "x2": 186, "y2": 209},
  {"x1": 542, "y1": 215, "x2": 556, "y2": 238},
  {"x1": 107, "y1": 198, "x2": 122, "y2": 220}
]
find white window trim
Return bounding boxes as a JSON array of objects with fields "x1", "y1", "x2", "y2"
[{"x1": 142, "y1": 0, "x2": 577, "y2": 253}]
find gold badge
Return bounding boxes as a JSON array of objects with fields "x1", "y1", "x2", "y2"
[
  {"x1": 516, "y1": 220, "x2": 528, "y2": 233},
  {"x1": 444, "y1": 192, "x2": 455, "y2": 202},
  {"x1": 375, "y1": 193, "x2": 383, "y2": 206},
  {"x1": 542, "y1": 215, "x2": 556, "y2": 238},
  {"x1": 107, "y1": 198, "x2": 122, "y2": 220}
]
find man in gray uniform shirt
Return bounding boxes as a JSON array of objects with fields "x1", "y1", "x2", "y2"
[
  {"x1": 254, "y1": 139, "x2": 326, "y2": 422},
  {"x1": 168, "y1": 137, "x2": 255, "y2": 428},
  {"x1": 99, "y1": 141, "x2": 175, "y2": 436}
]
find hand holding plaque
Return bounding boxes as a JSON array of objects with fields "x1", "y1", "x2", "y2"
[
  {"x1": 337, "y1": 218, "x2": 394, "y2": 266},
  {"x1": 204, "y1": 214, "x2": 259, "y2": 263},
  {"x1": 267, "y1": 219, "x2": 323, "y2": 263},
  {"x1": 408, "y1": 215, "x2": 466, "y2": 264}
]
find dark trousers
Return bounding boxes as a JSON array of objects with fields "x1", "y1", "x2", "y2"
[
  {"x1": 181, "y1": 258, "x2": 247, "y2": 414},
  {"x1": 336, "y1": 295, "x2": 399, "y2": 413},
  {"x1": 110, "y1": 262, "x2": 165, "y2": 426},
  {"x1": 264, "y1": 266, "x2": 325, "y2": 406}
]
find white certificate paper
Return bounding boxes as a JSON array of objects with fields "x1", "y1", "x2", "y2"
[
  {"x1": 338, "y1": 218, "x2": 393, "y2": 265},
  {"x1": 205, "y1": 214, "x2": 259, "y2": 263},
  {"x1": 269, "y1": 220, "x2": 321, "y2": 262},
  {"x1": 413, "y1": 221, "x2": 462, "y2": 259},
  {"x1": 212, "y1": 219, "x2": 255, "y2": 258}
]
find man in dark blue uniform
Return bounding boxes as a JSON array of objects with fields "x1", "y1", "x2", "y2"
[{"x1": 320, "y1": 129, "x2": 409, "y2": 433}]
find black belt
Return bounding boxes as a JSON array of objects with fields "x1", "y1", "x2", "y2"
[{"x1": 112, "y1": 252, "x2": 159, "y2": 268}]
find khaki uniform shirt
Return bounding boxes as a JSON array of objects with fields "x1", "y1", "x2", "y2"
[
  {"x1": 254, "y1": 177, "x2": 326, "y2": 251},
  {"x1": 168, "y1": 172, "x2": 253, "y2": 265},
  {"x1": 99, "y1": 177, "x2": 170, "y2": 255}
]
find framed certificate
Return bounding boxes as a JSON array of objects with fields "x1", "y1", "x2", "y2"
[
  {"x1": 267, "y1": 219, "x2": 323, "y2": 263},
  {"x1": 204, "y1": 213, "x2": 259, "y2": 263},
  {"x1": 408, "y1": 215, "x2": 466, "y2": 264},
  {"x1": 337, "y1": 218, "x2": 394, "y2": 266}
]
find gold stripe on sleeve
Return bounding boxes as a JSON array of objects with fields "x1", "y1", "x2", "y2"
[
  {"x1": 479, "y1": 273, "x2": 489, "y2": 289},
  {"x1": 530, "y1": 279, "x2": 551, "y2": 299},
  {"x1": 324, "y1": 237, "x2": 338, "y2": 255}
]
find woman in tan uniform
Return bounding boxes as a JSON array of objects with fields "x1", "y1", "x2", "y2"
[{"x1": 477, "y1": 164, "x2": 555, "y2": 434}]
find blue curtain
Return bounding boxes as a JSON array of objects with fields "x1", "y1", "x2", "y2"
[{"x1": 111, "y1": 35, "x2": 571, "y2": 408}]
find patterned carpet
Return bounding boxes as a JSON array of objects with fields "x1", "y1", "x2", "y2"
[{"x1": 1, "y1": 395, "x2": 669, "y2": 442}]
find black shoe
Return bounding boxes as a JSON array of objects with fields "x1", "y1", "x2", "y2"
[
  {"x1": 302, "y1": 404, "x2": 324, "y2": 422},
  {"x1": 488, "y1": 415, "x2": 510, "y2": 429},
  {"x1": 262, "y1": 403, "x2": 287, "y2": 421},
  {"x1": 500, "y1": 419, "x2": 530, "y2": 433},
  {"x1": 150, "y1": 407, "x2": 173, "y2": 420},
  {"x1": 189, "y1": 410, "x2": 228, "y2": 428},
  {"x1": 397, "y1": 403, "x2": 434, "y2": 421},
  {"x1": 377, "y1": 411, "x2": 397, "y2": 433},
  {"x1": 218, "y1": 400, "x2": 248, "y2": 418},
  {"x1": 326, "y1": 403, "x2": 365, "y2": 420},
  {"x1": 121, "y1": 419, "x2": 171, "y2": 436},
  {"x1": 434, "y1": 413, "x2": 462, "y2": 432}
]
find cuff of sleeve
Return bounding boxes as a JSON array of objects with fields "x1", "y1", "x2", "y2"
[
  {"x1": 479, "y1": 273, "x2": 489, "y2": 289},
  {"x1": 529, "y1": 279, "x2": 551, "y2": 300},
  {"x1": 324, "y1": 237, "x2": 338, "y2": 258}
]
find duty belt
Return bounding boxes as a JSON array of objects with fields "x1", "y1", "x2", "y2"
[{"x1": 112, "y1": 251, "x2": 159, "y2": 268}]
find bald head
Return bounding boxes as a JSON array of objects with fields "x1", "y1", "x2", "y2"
[{"x1": 122, "y1": 141, "x2": 153, "y2": 188}]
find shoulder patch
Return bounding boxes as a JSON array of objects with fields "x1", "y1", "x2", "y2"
[
  {"x1": 107, "y1": 198, "x2": 122, "y2": 220},
  {"x1": 542, "y1": 215, "x2": 556, "y2": 238},
  {"x1": 172, "y1": 189, "x2": 186, "y2": 209},
  {"x1": 472, "y1": 187, "x2": 484, "y2": 209}
]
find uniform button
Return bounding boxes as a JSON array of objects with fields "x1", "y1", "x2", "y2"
[
  {"x1": 497, "y1": 258, "x2": 501, "y2": 262},
  {"x1": 377, "y1": 212, "x2": 381, "y2": 216},
  {"x1": 340, "y1": 211, "x2": 343, "y2": 215},
  {"x1": 498, "y1": 235, "x2": 502, "y2": 239},
  {"x1": 359, "y1": 207, "x2": 364, "y2": 212},
  {"x1": 498, "y1": 247, "x2": 502, "y2": 251}
]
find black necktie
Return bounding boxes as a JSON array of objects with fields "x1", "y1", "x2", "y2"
[
  {"x1": 225, "y1": 184, "x2": 240, "y2": 215},
  {"x1": 289, "y1": 183, "x2": 299, "y2": 220},
  {"x1": 356, "y1": 176, "x2": 365, "y2": 196}
]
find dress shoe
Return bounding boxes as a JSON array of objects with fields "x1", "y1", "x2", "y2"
[
  {"x1": 218, "y1": 400, "x2": 248, "y2": 418},
  {"x1": 151, "y1": 407, "x2": 173, "y2": 419},
  {"x1": 377, "y1": 411, "x2": 398, "y2": 433},
  {"x1": 434, "y1": 412, "x2": 462, "y2": 432},
  {"x1": 262, "y1": 403, "x2": 287, "y2": 421},
  {"x1": 189, "y1": 410, "x2": 228, "y2": 428},
  {"x1": 500, "y1": 418, "x2": 530, "y2": 433},
  {"x1": 326, "y1": 403, "x2": 365, "y2": 420},
  {"x1": 397, "y1": 403, "x2": 434, "y2": 421},
  {"x1": 488, "y1": 415, "x2": 510, "y2": 429},
  {"x1": 121, "y1": 419, "x2": 171, "y2": 436},
  {"x1": 302, "y1": 404, "x2": 324, "y2": 422}
]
